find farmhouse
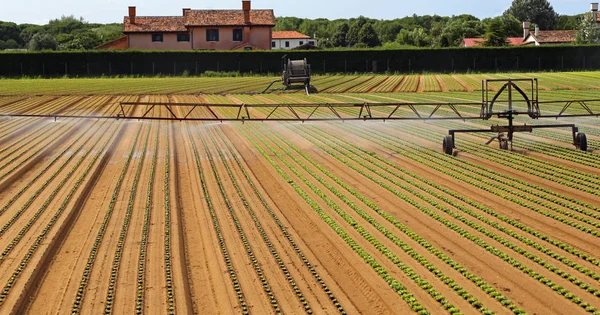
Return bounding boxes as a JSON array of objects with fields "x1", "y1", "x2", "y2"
[
  {"x1": 271, "y1": 31, "x2": 317, "y2": 50},
  {"x1": 461, "y1": 3, "x2": 600, "y2": 48},
  {"x1": 100, "y1": 1, "x2": 275, "y2": 50}
]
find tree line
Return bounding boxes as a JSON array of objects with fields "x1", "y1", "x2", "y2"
[
  {"x1": 0, "y1": 0, "x2": 596, "y2": 51},
  {"x1": 0, "y1": 15, "x2": 122, "y2": 51},
  {"x1": 275, "y1": 0, "x2": 591, "y2": 48}
]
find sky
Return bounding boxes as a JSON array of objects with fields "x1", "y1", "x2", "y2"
[{"x1": 0, "y1": 0, "x2": 592, "y2": 25}]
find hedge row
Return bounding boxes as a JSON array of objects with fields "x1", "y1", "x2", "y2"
[{"x1": 1, "y1": 45, "x2": 600, "y2": 77}]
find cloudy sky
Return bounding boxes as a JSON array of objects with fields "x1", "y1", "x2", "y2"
[{"x1": 0, "y1": 0, "x2": 592, "y2": 25}]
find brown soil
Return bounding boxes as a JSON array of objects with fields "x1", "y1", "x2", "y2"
[{"x1": 1, "y1": 95, "x2": 599, "y2": 315}]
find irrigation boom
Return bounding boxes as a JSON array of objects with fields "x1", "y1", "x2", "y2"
[{"x1": 1, "y1": 78, "x2": 599, "y2": 155}]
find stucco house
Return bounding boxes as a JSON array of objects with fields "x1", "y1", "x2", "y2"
[
  {"x1": 99, "y1": 1, "x2": 275, "y2": 50},
  {"x1": 271, "y1": 31, "x2": 317, "y2": 50}
]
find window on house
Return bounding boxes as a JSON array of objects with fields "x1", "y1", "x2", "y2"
[
  {"x1": 233, "y1": 29, "x2": 243, "y2": 42},
  {"x1": 309, "y1": 41, "x2": 315, "y2": 46},
  {"x1": 285, "y1": 41, "x2": 290, "y2": 48},
  {"x1": 299, "y1": 41, "x2": 304, "y2": 45},
  {"x1": 271, "y1": 41, "x2": 276, "y2": 48},
  {"x1": 177, "y1": 34, "x2": 190, "y2": 42},
  {"x1": 206, "y1": 29, "x2": 219, "y2": 42},
  {"x1": 152, "y1": 34, "x2": 163, "y2": 42},
  {"x1": 244, "y1": 46, "x2": 252, "y2": 51}
]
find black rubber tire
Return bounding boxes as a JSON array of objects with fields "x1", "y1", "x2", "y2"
[
  {"x1": 443, "y1": 136, "x2": 454, "y2": 155},
  {"x1": 577, "y1": 133, "x2": 588, "y2": 152},
  {"x1": 500, "y1": 140, "x2": 509, "y2": 150}
]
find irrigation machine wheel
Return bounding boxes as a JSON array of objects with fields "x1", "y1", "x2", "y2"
[
  {"x1": 576, "y1": 133, "x2": 588, "y2": 152},
  {"x1": 443, "y1": 135, "x2": 454, "y2": 155},
  {"x1": 500, "y1": 139, "x2": 509, "y2": 150}
]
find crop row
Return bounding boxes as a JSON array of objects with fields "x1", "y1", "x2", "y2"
[
  {"x1": 135, "y1": 123, "x2": 160, "y2": 314},
  {"x1": 0, "y1": 122, "x2": 74, "y2": 181},
  {"x1": 212, "y1": 124, "x2": 348, "y2": 314},
  {"x1": 291, "y1": 124, "x2": 599, "y2": 314},
  {"x1": 0, "y1": 122, "x2": 116, "y2": 263},
  {"x1": 0, "y1": 121, "x2": 119, "y2": 307},
  {"x1": 0, "y1": 121, "x2": 105, "y2": 239},
  {"x1": 370, "y1": 76, "x2": 405, "y2": 93},
  {"x1": 347, "y1": 76, "x2": 390, "y2": 93},
  {"x1": 362, "y1": 123, "x2": 600, "y2": 236},
  {"x1": 400, "y1": 121, "x2": 600, "y2": 210},
  {"x1": 164, "y1": 123, "x2": 176, "y2": 314},
  {"x1": 301, "y1": 124, "x2": 600, "y2": 292},
  {"x1": 197, "y1": 127, "x2": 284, "y2": 314},
  {"x1": 185, "y1": 125, "x2": 249, "y2": 314},
  {"x1": 72, "y1": 124, "x2": 144, "y2": 314},
  {"x1": 340, "y1": 122, "x2": 600, "y2": 265},
  {"x1": 422, "y1": 75, "x2": 442, "y2": 92},
  {"x1": 254, "y1": 124, "x2": 524, "y2": 314},
  {"x1": 205, "y1": 127, "x2": 316, "y2": 313},
  {"x1": 237, "y1": 126, "x2": 432, "y2": 315},
  {"x1": 320, "y1": 125, "x2": 600, "y2": 280},
  {"x1": 104, "y1": 123, "x2": 152, "y2": 314}
]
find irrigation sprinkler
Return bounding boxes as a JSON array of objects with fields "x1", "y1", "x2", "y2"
[{"x1": 1, "y1": 78, "x2": 598, "y2": 155}]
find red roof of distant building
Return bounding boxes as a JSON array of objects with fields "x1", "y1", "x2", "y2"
[
  {"x1": 272, "y1": 31, "x2": 311, "y2": 39},
  {"x1": 461, "y1": 38, "x2": 485, "y2": 47},
  {"x1": 526, "y1": 30, "x2": 576, "y2": 44},
  {"x1": 124, "y1": 8, "x2": 275, "y2": 33},
  {"x1": 461, "y1": 37, "x2": 523, "y2": 47},
  {"x1": 506, "y1": 37, "x2": 524, "y2": 45},
  {"x1": 124, "y1": 16, "x2": 187, "y2": 33},
  {"x1": 185, "y1": 10, "x2": 275, "y2": 26}
]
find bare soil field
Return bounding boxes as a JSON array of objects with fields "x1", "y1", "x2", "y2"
[{"x1": 0, "y1": 92, "x2": 599, "y2": 315}]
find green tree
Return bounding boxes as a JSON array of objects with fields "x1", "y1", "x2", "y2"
[
  {"x1": 502, "y1": 14, "x2": 523, "y2": 37},
  {"x1": 0, "y1": 39, "x2": 20, "y2": 50},
  {"x1": 396, "y1": 29, "x2": 413, "y2": 45},
  {"x1": 373, "y1": 19, "x2": 403, "y2": 43},
  {"x1": 29, "y1": 33, "x2": 57, "y2": 50},
  {"x1": 440, "y1": 17, "x2": 484, "y2": 46},
  {"x1": 46, "y1": 15, "x2": 86, "y2": 35},
  {"x1": 504, "y1": 0, "x2": 558, "y2": 30},
  {"x1": 346, "y1": 16, "x2": 368, "y2": 47},
  {"x1": 358, "y1": 23, "x2": 381, "y2": 47},
  {"x1": 332, "y1": 22, "x2": 349, "y2": 47},
  {"x1": 411, "y1": 28, "x2": 431, "y2": 47},
  {"x1": 19, "y1": 25, "x2": 44, "y2": 44},
  {"x1": 484, "y1": 17, "x2": 507, "y2": 46},
  {"x1": 0, "y1": 22, "x2": 22, "y2": 45},
  {"x1": 576, "y1": 14, "x2": 600, "y2": 44},
  {"x1": 557, "y1": 14, "x2": 584, "y2": 30}
]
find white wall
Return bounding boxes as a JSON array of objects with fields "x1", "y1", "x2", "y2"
[{"x1": 271, "y1": 38, "x2": 317, "y2": 50}]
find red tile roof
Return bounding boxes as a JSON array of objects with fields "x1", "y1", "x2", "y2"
[
  {"x1": 528, "y1": 30, "x2": 576, "y2": 43},
  {"x1": 272, "y1": 31, "x2": 310, "y2": 39},
  {"x1": 461, "y1": 37, "x2": 523, "y2": 47},
  {"x1": 185, "y1": 9, "x2": 275, "y2": 26},
  {"x1": 124, "y1": 8, "x2": 275, "y2": 33},
  {"x1": 124, "y1": 16, "x2": 187, "y2": 33},
  {"x1": 461, "y1": 38, "x2": 484, "y2": 47},
  {"x1": 506, "y1": 37, "x2": 524, "y2": 45}
]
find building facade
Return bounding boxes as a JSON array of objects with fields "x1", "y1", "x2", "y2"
[
  {"x1": 120, "y1": 1, "x2": 275, "y2": 51},
  {"x1": 271, "y1": 31, "x2": 317, "y2": 50}
]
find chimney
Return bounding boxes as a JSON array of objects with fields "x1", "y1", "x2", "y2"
[
  {"x1": 243, "y1": 1, "x2": 251, "y2": 24},
  {"x1": 128, "y1": 6, "x2": 136, "y2": 24},
  {"x1": 535, "y1": 25, "x2": 539, "y2": 36},
  {"x1": 592, "y1": 3, "x2": 599, "y2": 23},
  {"x1": 183, "y1": 8, "x2": 191, "y2": 16},
  {"x1": 522, "y1": 21, "x2": 530, "y2": 38}
]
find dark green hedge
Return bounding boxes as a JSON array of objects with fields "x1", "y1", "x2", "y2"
[{"x1": 1, "y1": 45, "x2": 599, "y2": 77}]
